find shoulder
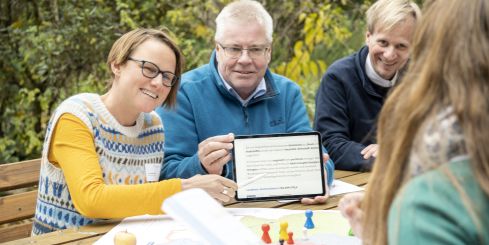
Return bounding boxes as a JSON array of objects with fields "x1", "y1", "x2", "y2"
[
  {"x1": 143, "y1": 111, "x2": 164, "y2": 128},
  {"x1": 400, "y1": 158, "x2": 475, "y2": 198},
  {"x1": 394, "y1": 163, "x2": 463, "y2": 208},
  {"x1": 389, "y1": 159, "x2": 489, "y2": 244},
  {"x1": 326, "y1": 49, "x2": 363, "y2": 75},
  {"x1": 180, "y1": 64, "x2": 213, "y2": 89},
  {"x1": 327, "y1": 54, "x2": 356, "y2": 73},
  {"x1": 58, "y1": 93, "x2": 98, "y2": 108},
  {"x1": 52, "y1": 93, "x2": 100, "y2": 127},
  {"x1": 268, "y1": 72, "x2": 301, "y2": 92},
  {"x1": 323, "y1": 47, "x2": 367, "y2": 83}
]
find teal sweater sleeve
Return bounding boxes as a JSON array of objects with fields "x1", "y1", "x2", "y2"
[{"x1": 388, "y1": 159, "x2": 489, "y2": 245}]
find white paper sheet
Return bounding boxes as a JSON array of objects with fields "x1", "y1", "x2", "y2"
[
  {"x1": 330, "y1": 180, "x2": 364, "y2": 196},
  {"x1": 94, "y1": 214, "x2": 205, "y2": 245},
  {"x1": 95, "y1": 208, "x2": 362, "y2": 245}
]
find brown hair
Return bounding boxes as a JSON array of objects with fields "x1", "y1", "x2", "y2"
[
  {"x1": 106, "y1": 28, "x2": 184, "y2": 108},
  {"x1": 362, "y1": 0, "x2": 489, "y2": 244}
]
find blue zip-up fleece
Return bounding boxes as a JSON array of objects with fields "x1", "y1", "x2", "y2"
[
  {"x1": 314, "y1": 46, "x2": 389, "y2": 171},
  {"x1": 157, "y1": 51, "x2": 334, "y2": 186}
]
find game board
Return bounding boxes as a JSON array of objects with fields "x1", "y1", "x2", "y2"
[
  {"x1": 239, "y1": 211, "x2": 352, "y2": 243},
  {"x1": 95, "y1": 208, "x2": 360, "y2": 245}
]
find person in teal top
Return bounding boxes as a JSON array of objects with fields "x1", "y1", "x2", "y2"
[
  {"x1": 389, "y1": 158, "x2": 489, "y2": 244},
  {"x1": 339, "y1": 0, "x2": 489, "y2": 244}
]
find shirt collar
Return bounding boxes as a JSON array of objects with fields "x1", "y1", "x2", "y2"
[
  {"x1": 365, "y1": 53, "x2": 398, "y2": 88},
  {"x1": 217, "y1": 69, "x2": 267, "y2": 106}
]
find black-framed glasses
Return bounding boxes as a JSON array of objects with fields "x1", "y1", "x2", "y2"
[
  {"x1": 127, "y1": 57, "x2": 178, "y2": 87},
  {"x1": 217, "y1": 43, "x2": 270, "y2": 59}
]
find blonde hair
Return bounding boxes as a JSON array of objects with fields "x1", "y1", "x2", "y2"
[
  {"x1": 215, "y1": 0, "x2": 273, "y2": 43},
  {"x1": 362, "y1": 0, "x2": 489, "y2": 244},
  {"x1": 106, "y1": 28, "x2": 184, "y2": 108},
  {"x1": 366, "y1": 0, "x2": 421, "y2": 33}
]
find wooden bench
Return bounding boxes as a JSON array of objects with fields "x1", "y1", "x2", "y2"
[{"x1": 0, "y1": 158, "x2": 41, "y2": 243}]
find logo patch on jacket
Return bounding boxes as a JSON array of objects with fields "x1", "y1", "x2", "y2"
[{"x1": 269, "y1": 118, "x2": 284, "y2": 127}]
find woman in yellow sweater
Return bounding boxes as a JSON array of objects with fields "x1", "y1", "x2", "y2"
[{"x1": 32, "y1": 28, "x2": 237, "y2": 235}]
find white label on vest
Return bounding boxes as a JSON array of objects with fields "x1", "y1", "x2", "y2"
[{"x1": 145, "y1": 163, "x2": 162, "y2": 182}]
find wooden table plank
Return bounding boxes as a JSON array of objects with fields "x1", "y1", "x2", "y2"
[
  {"x1": 3, "y1": 220, "x2": 117, "y2": 245},
  {"x1": 278, "y1": 195, "x2": 345, "y2": 210},
  {"x1": 6, "y1": 171, "x2": 369, "y2": 244},
  {"x1": 0, "y1": 191, "x2": 38, "y2": 223},
  {"x1": 339, "y1": 172, "x2": 370, "y2": 186},
  {"x1": 0, "y1": 222, "x2": 33, "y2": 244},
  {"x1": 0, "y1": 159, "x2": 41, "y2": 191},
  {"x1": 334, "y1": 170, "x2": 363, "y2": 179},
  {"x1": 70, "y1": 235, "x2": 104, "y2": 244}
]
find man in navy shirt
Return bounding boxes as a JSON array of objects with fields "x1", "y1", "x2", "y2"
[{"x1": 314, "y1": 0, "x2": 421, "y2": 170}]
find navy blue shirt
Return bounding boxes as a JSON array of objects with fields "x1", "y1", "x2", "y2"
[{"x1": 314, "y1": 46, "x2": 389, "y2": 171}]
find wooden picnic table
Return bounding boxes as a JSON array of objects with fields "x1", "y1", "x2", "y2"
[{"x1": 4, "y1": 170, "x2": 369, "y2": 245}]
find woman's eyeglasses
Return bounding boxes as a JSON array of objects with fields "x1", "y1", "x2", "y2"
[{"x1": 127, "y1": 57, "x2": 178, "y2": 87}]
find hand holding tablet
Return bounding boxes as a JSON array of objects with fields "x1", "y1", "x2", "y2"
[{"x1": 232, "y1": 132, "x2": 326, "y2": 201}]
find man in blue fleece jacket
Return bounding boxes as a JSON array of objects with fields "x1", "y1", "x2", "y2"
[
  {"x1": 314, "y1": 0, "x2": 421, "y2": 171},
  {"x1": 157, "y1": 0, "x2": 333, "y2": 204}
]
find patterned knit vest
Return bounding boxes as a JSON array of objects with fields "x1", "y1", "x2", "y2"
[{"x1": 32, "y1": 93, "x2": 165, "y2": 235}]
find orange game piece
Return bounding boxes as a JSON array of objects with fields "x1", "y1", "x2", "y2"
[
  {"x1": 261, "y1": 224, "x2": 272, "y2": 244},
  {"x1": 287, "y1": 231, "x2": 294, "y2": 244}
]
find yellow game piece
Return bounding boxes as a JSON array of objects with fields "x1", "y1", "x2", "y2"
[{"x1": 279, "y1": 222, "x2": 289, "y2": 241}]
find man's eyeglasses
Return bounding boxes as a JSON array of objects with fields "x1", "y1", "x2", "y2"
[
  {"x1": 217, "y1": 43, "x2": 270, "y2": 59},
  {"x1": 127, "y1": 57, "x2": 178, "y2": 87}
]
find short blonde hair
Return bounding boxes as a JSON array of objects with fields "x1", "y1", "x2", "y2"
[
  {"x1": 215, "y1": 0, "x2": 273, "y2": 43},
  {"x1": 106, "y1": 28, "x2": 184, "y2": 108},
  {"x1": 366, "y1": 0, "x2": 421, "y2": 33}
]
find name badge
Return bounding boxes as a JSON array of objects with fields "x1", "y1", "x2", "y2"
[{"x1": 145, "y1": 163, "x2": 162, "y2": 182}]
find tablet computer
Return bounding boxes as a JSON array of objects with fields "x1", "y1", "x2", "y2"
[{"x1": 232, "y1": 132, "x2": 325, "y2": 201}]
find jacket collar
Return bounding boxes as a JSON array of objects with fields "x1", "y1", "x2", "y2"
[
  {"x1": 355, "y1": 46, "x2": 384, "y2": 99},
  {"x1": 365, "y1": 53, "x2": 399, "y2": 87}
]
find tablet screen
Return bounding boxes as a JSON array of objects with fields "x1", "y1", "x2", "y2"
[{"x1": 232, "y1": 132, "x2": 325, "y2": 201}]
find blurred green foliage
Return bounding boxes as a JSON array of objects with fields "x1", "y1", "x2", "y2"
[{"x1": 0, "y1": 0, "x2": 371, "y2": 163}]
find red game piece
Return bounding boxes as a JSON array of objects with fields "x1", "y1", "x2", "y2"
[
  {"x1": 287, "y1": 231, "x2": 294, "y2": 244},
  {"x1": 261, "y1": 224, "x2": 272, "y2": 244}
]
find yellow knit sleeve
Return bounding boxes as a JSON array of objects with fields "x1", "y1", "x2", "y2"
[{"x1": 48, "y1": 113, "x2": 182, "y2": 218}]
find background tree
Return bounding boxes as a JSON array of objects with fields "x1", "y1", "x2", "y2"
[{"x1": 0, "y1": 0, "x2": 372, "y2": 163}]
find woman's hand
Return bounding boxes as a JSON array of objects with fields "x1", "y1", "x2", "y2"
[
  {"x1": 339, "y1": 192, "x2": 364, "y2": 238},
  {"x1": 181, "y1": 174, "x2": 238, "y2": 203}
]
